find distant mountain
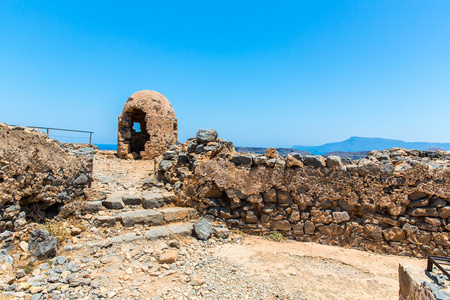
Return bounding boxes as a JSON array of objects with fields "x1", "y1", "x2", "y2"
[
  {"x1": 235, "y1": 147, "x2": 310, "y2": 156},
  {"x1": 293, "y1": 137, "x2": 450, "y2": 155},
  {"x1": 323, "y1": 151, "x2": 370, "y2": 160}
]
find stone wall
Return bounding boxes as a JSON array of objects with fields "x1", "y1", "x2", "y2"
[
  {"x1": 158, "y1": 130, "x2": 450, "y2": 257},
  {"x1": 0, "y1": 123, "x2": 93, "y2": 231}
]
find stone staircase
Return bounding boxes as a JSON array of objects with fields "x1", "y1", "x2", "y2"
[{"x1": 80, "y1": 187, "x2": 197, "y2": 246}]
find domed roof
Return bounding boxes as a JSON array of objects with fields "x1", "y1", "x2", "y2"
[{"x1": 122, "y1": 90, "x2": 176, "y2": 117}]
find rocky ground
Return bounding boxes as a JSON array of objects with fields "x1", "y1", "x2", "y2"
[{"x1": 0, "y1": 152, "x2": 432, "y2": 299}]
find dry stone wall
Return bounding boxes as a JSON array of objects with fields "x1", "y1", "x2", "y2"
[
  {"x1": 0, "y1": 123, "x2": 93, "y2": 231},
  {"x1": 158, "y1": 130, "x2": 450, "y2": 257}
]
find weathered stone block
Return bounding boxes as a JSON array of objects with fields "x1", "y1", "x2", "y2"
[
  {"x1": 231, "y1": 155, "x2": 253, "y2": 165},
  {"x1": 28, "y1": 229, "x2": 57, "y2": 259},
  {"x1": 383, "y1": 227, "x2": 405, "y2": 241},
  {"x1": 119, "y1": 210, "x2": 164, "y2": 227},
  {"x1": 265, "y1": 147, "x2": 278, "y2": 159},
  {"x1": 82, "y1": 201, "x2": 102, "y2": 213},
  {"x1": 103, "y1": 196, "x2": 124, "y2": 209},
  {"x1": 271, "y1": 220, "x2": 291, "y2": 231},
  {"x1": 263, "y1": 189, "x2": 277, "y2": 203},
  {"x1": 286, "y1": 155, "x2": 303, "y2": 167},
  {"x1": 253, "y1": 156, "x2": 267, "y2": 165},
  {"x1": 304, "y1": 221, "x2": 315, "y2": 235},
  {"x1": 196, "y1": 129, "x2": 218, "y2": 144},
  {"x1": 145, "y1": 226, "x2": 168, "y2": 240},
  {"x1": 364, "y1": 224, "x2": 383, "y2": 241},
  {"x1": 277, "y1": 191, "x2": 292, "y2": 204},
  {"x1": 439, "y1": 207, "x2": 450, "y2": 219},
  {"x1": 142, "y1": 192, "x2": 164, "y2": 209},
  {"x1": 194, "y1": 218, "x2": 213, "y2": 240},
  {"x1": 409, "y1": 208, "x2": 438, "y2": 217},
  {"x1": 302, "y1": 155, "x2": 326, "y2": 167},
  {"x1": 122, "y1": 195, "x2": 141, "y2": 206},
  {"x1": 332, "y1": 211, "x2": 350, "y2": 223},
  {"x1": 326, "y1": 156, "x2": 343, "y2": 168},
  {"x1": 161, "y1": 207, "x2": 195, "y2": 222},
  {"x1": 92, "y1": 216, "x2": 117, "y2": 227}
]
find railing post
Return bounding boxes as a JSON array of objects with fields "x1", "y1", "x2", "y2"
[
  {"x1": 89, "y1": 133, "x2": 92, "y2": 145},
  {"x1": 426, "y1": 256, "x2": 433, "y2": 272},
  {"x1": 46, "y1": 128, "x2": 49, "y2": 136}
]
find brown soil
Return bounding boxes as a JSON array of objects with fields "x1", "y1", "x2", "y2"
[{"x1": 213, "y1": 235, "x2": 424, "y2": 300}]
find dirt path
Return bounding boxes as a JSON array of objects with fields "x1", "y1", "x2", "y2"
[
  {"x1": 212, "y1": 236, "x2": 424, "y2": 300},
  {"x1": 92, "y1": 153, "x2": 156, "y2": 195}
]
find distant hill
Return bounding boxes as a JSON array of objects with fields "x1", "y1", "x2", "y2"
[
  {"x1": 293, "y1": 137, "x2": 450, "y2": 155},
  {"x1": 235, "y1": 147, "x2": 310, "y2": 156}
]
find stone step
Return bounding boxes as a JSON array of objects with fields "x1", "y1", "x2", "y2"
[
  {"x1": 80, "y1": 222, "x2": 194, "y2": 249},
  {"x1": 144, "y1": 223, "x2": 193, "y2": 240},
  {"x1": 92, "y1": 207, "x2": 196, "y2": 228},
  {"x1": 98, "y1": 191, "x2": 176, "y2": 210}
]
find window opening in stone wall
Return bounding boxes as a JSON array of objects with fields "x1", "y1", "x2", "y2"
[
  {"x1": 127, "y1": 109, "x2": 150, "y2": 157},
  {"x1": 133, "y1": 122, "x2": 141, "y2": 132}
]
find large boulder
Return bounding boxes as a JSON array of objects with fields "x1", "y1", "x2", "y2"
[
  {"x1": 28, "y1": 229, "x2": 57, "y2": 259},
  {"x1": 194, "y1": 218, "x2": 213, "y2": 240},
  {"x1": 196, "y1": 129, "x2": 218, "y2": 144}
]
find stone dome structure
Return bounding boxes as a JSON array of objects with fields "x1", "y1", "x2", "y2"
[{"x1": 117, "y1": 90, "x2": 178, "y2": 159}]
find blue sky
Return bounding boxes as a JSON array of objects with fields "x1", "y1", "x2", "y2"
[{"x1": 1, "y1": 1, "x2": 449, "y2": 147}]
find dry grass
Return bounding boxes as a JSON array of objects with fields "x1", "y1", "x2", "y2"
[
  {"x1": 41, "y1": 219, "x2": 70, "y2": 245},
  {"x1": 267, "y1": 231, "x2": 286, "y2": 242}
]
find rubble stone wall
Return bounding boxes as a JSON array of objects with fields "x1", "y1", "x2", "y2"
[
  {"x1": 0, "y1": 123, "x2": 93, "y2": 231},
  {"x1": 159, "y1": 131, "x2": 450, "y2": 257}
]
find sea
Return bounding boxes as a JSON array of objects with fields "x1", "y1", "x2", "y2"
[{"x1": 95, "y1": 144, "x2": 117, "y2": 151}]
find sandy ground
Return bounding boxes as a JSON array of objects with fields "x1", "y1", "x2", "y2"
[{"x1": 212, "y1": 235, "x2": 425, "y2": 300}]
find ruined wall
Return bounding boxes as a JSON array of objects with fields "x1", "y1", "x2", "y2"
[
  {"x1": 158, "y1": 130, "x2": 450, "y2": 257},
  {"x1": 117, "y1": 90, "x2": 178, "y2": 160},
  {"x1": 0, "y1": 123, "x2": 93, "y2": 231}
]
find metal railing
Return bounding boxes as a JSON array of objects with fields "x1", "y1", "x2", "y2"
[
  {"x1": 12, "y1": 125, "x2": 94, "y2": 145},
  {"x1": 427, "y1": 255, "x2": 450, "y2": 280}
]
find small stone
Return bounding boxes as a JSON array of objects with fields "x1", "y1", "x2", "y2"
[
  {"x1": 190, "y1": 274, "x2": 206, "y2": 286},
  {"x1": 19, "y1": 241, "x2": 29, "y2": 252},
  {"x1": 38, "y1": 262, "x2": 50, "y2": 270},
  {"x1": 55, "y1": 256, "x2": 68, "y2": 265},
  {"x1": 29, "y1": 286, "x2": 43, "y2": 294},
  {"x1": 159, "y1": 250, "x2": 178, "y2": 264},
  {"x1": 167, "y1": 240, "x2": 180, "y2": 248},
  {"x1": 16, "y1": 269, "x2": 25, "y2": 279},
  {"x1": 70, "y1": 228, "x2": 82, "y2": 236},
  {"x1": 19, "y1": 282, "x2": 32, "y2": 290},
  {"x1": 213, "y1": 227, "x2": 229, "y2": 239}
]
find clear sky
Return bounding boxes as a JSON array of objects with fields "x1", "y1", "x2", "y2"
[{"x1": 1, "y1": 1, "x2": 449, "y2": 147}]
